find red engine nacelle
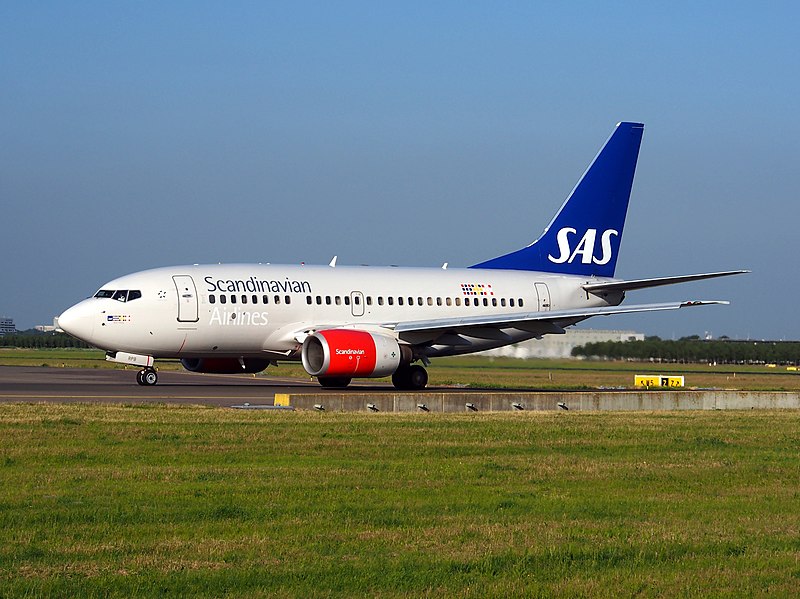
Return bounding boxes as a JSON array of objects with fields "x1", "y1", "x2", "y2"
[
  {"x1": 302, "y1": 330, "x2": 403, "y2": 378},
  {"x1": 180, "y1": 358, "x2": 270, "y2": 374}
]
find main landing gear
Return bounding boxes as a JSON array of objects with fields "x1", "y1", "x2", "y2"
[
  {"x1": 318, "y1": 376, "x2": 352, "y2": 389},
  {"x1": 316, "y1": 365, "x2": 429, "y2": 390},
  {"x1": 136, "y1": 367, "x2": 158, "y2": 386},
  {"x1": 392, "y1": 364, "x2": 428, "y2": 390}
]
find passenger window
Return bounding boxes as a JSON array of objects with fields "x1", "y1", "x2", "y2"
[
  {"x1": 231, "y1": 295, "x2": 237, "y2": 304},
  {"x1": 252, "y1": 295, "x2": 258, "y2": 304},
  {"x1": 220, "y1": 295, "x2": 227, "y2": 304},
  {"x1": 366, "y1": 297, "x2": 372, "y2": 306},
  {"x1": 464, "y1": 298, "x2": 470, "y2": 306},
  {"x1": 263, "y1": 295, "x2": 270, "y2": 304},
  {"x1": 483, "y1": 298, "x2": 488, "y2": 307},
  {"x1": 335, "y1": 296, "x2": 342, "y2": 305},
  {"x1": 285, "y1": 295, "x2": 291, "y2": 304},
  {"x1": 274, "y1": 295, "x2": 281, "y2": 304},
  {"x1": 388, "y1": 297, "x2": 394, "y2": 306},
  {"x1": 455, "y1": 298, "x2": 461, "y2": 306},
  {"x1": 492, "y1": 298, "x2": 497, "y2": 307},
  {"x1": 209, "y1": 295, "x2": 216, "y2": 304},
  {"x1": 378, "y1": 297, "x2": 384, "y2": 306},
  {"x1": 326, "y1": 296, "x2": 332, "y2": 305},
  {"x1": 501, "y1": 298, "x2": 506, "y2": 307},
  {"x1": 519, "y1": 298, "x2": 524, "y2": 308},
  {"x1": 398, "y1": 297, "x2": 403, "y2": 306},
  {"x1": 316, "y1": 296, "x2": 322, "y2": 305},
  {"x1": 241, "y1": 295, "x2": 248, "y2": 304},
  {"x1": 509, "y1": 298, "x2": 515, "y2": 307},
  {"x1": 344, "y1": 296, "x2": 351, "y2": 306},
  {"x1": 307, "y1": 296, "x2": 313, "y2": 305},
  {"x1": 446, "y1": 298, "x2": 452, "y2": 306},
  {"x1": 355, "y1": 296, "x2": 361, "y2": 305},
  {"x1": 436, "y1": 297, "x2": 442, "y2": 306}
]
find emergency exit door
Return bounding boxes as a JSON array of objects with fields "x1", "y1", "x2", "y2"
[{"x1": 350, "y1": 291, "x2": 365, "y2": 317}]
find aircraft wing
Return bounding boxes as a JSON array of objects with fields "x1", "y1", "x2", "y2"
[
  {"x1": 388, "y1": 300, "x2": 728, "y2": 342},
  {"x1": 582, "y1": 270, "x2": 749, "y2": 293}
]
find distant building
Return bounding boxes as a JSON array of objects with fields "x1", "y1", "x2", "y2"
[
  {"x1": 0, "y1": 317, "x2": 16, "y2": 335},
  {"x1": 480, "y1": 328, "x2": 644, "y2": 359}
]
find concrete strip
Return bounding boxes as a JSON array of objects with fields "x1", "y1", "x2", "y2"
[{"x1": 278, "y1": 391, "x2": 800, "y2": 412}]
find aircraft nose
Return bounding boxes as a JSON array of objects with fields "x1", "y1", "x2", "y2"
[{"x1": 57, "y1": 300, "x2": 96, "y2": 343}]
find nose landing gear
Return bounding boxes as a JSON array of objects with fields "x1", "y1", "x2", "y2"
[{"x1": 136, "y1": 367, "x2": 158, "y2": 386}]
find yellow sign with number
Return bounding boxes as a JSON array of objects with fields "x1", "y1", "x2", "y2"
[{"x1": 634, "y1": 375, "x2": 685, "y2": 388}]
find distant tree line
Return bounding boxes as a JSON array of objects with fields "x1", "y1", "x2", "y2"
[
  {"x1": 572, "y1": 336, "x2": 800, "y2": 365},
  {"x1": 0, "y1": 331, "x2": 91, "y2": 349}
]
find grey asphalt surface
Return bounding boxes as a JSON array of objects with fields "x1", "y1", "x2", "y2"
[{"x1": 0, "y1": 365, "x2": 355, "y2": 407}]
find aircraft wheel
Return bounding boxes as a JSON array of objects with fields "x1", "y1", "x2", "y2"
[
  {"x1": 407, "y1": 365, "x2": 428, "y2": 390},
  {"x1": 136, "y1": 370, "x2": 146, "y2": 386},
  {"x1": 392, "y1": 365, "x2": 428, "y2": 390},
  {"x1": 318, "y1": 376, "x2": 351, "y2": 389},
  {"x1": 391, "y1": 367, "x2": 410, "y2": 389},
  {"x1": 141, "y1": 368, "x2": 158, "y2": 386}
]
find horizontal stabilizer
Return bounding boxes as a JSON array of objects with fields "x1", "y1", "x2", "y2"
[{"x1": 582, "y1": 270, "x2": 749, "y2": 294}]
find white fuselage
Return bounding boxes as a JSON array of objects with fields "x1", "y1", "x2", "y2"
[
  {"x1": 58, "y1": 264, "x2": 619, "y2": 361},
  {"x1": 54, "y1": 123, "x2": 741, "y2": 389}
]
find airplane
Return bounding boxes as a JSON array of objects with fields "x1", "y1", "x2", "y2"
[{"x1": 57, "y1": 122, "x2": 746, "y2": 389}]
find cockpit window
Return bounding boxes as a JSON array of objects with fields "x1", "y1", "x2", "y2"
[{"x1": 94, "y1": 290, "x2": 142, "y2": 302}]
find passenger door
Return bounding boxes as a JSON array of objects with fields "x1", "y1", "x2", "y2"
[
  {"x1": 173, "y1": 275, "x2": 199, "y2": 322},
  {"x1": 534, "y1": 282, "x2": 551, "y2": 312}
]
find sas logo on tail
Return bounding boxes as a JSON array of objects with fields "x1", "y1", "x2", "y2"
[{"x1": 548, "y1": 228, "x2": 619, "y2": 265}]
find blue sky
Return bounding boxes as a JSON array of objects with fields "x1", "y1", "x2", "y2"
[{"x1": 2, "y1": 2, "x2": 798, "y2": 338}]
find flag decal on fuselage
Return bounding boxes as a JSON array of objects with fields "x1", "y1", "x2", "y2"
[{"x1": 461, "y1": 283, "x2": 494, "y2": 296}]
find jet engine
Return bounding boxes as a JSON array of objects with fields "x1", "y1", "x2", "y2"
[
  {"x1": 301, "y1": 329, "x2": 405, "y2": 378},
  {"x1": 180, "y1": 357, "x2": 270, "y2": 374}
]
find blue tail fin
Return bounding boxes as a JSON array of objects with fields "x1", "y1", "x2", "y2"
[{"x1": 471, "y1": 122, "x2": 644, "y2": 277}]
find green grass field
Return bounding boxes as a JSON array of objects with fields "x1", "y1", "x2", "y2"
[{"x1": 1, "y1": 404, "x2": 799, "y2": 597}]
